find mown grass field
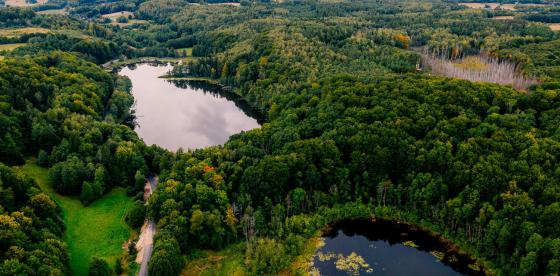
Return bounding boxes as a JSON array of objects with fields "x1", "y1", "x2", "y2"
[
  {"x1": 19, "y1": 163, "x2": 135, "y2": 275},
  {"x1": 101, "y1": 11, "x2": 135, "y2": 19},
  {"x1": 109, "y1": 19, "x2": 149, "y2": 27},
  {"x1": 0, "y1": 43, "x2": 26, "y2": 51},
  {"x1": 5, "y1": 0, "x2": 47, "y2": 7},
  {"x1": 0, "y1": 27, "x2": 50, "y2": 37},
  {"x1": 37, "y1": 9, "x2": 67, "y2": 15}
]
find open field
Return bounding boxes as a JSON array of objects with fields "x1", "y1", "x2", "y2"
[
  {"x1": 37, "y1": 9, "x2": 67, "y2": 15},
  {"x1": 459, "y1": 2, "x2": 552, "y2": 10},
  {"x1": 500, "y1": 4, "x2": 516, "y2": 10},
  {"x1": 491, "y1": 16, "x2": 514, "y2": 20},
  {"x1": 110, "y1": 19, "x2": 149, "y2": 27},
  {"x1": 549, "y1": 24, "x2": 560, "y2": 31},
  {"x1": 459, "y1": 2, "x2": 500, "y2": 9},
  {"x1": 18, "y1": 163, "x2": 136, "y2": 276},
  {"x1": 208, "y1": 2, "x2": 240, "y2": 6},
  {"x1": 0, "y1": 43, "x2": 25, "y2": 51},
  {"x1": 0, "y1": 27, "x2": 50, "y2": 37},
  {"x1": 102, "y1": 11, "x2": 135, "y2": 19},
  {"x1": 5, "y1": 0, "x2": 47, "y2": 7}
]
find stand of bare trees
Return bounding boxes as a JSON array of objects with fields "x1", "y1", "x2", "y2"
[{"x1": 421, "y1": 52, "x2": 537, "y2": 91}]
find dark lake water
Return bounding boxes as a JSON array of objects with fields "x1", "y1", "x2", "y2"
[
  {"x1": 312, "y1": 219, "x2": 483, "y2": 276},
  {"x1": 118, "y1": 63, "x2": 260, "y2": 151}
]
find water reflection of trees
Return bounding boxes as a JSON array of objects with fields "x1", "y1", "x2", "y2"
[
  {"x1": 169, "y1": 79, "x2": 265, "y2": 124},
  {"x1": 320, "y1": 218, "x2": 484, "y2": 276}
]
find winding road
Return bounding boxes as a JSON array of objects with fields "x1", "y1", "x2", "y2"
[{"x1": 138, "y1": 175, "x2": 158, "y2": 276}]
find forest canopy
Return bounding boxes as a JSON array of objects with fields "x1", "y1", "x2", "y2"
[{"x1": 1, "y1": 0, "x2": 560, "y2": 275}]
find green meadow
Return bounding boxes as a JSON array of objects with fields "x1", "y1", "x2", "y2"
[{"x1": 19, "y1": 163, "x2": 135, "y2": 275}]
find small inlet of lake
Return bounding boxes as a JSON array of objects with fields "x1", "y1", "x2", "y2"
[
  {"x1": 118, "y1": 63, "x2": 261, "y2": 151},
  {"x1": 312, "y1": 218, "x2": 485, "y2": 276}
]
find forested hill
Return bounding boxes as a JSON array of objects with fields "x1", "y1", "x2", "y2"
[
  {"x1": 0, "y1": 163, "x2": 67, "y2": 274},
  {"x1": 143, "y1": 2, "x2": 560, "y2": 275},
  {"x1": 0, "y1": 0, "x2": 559, "y2": 275},
  {"x1": 0, "y1": 51, "x2": 167, "y2": 273},
  {"x1": 0, "y1": 52, "x2": 152, "y2": 200}
]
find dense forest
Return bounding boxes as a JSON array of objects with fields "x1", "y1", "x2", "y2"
[
  {"x1": 1, "y1": 0, "x2": 560, "y2": 275},
  {"x1": 0, "y1": 164, "x2": 67, "y2": 274},
  {"x1": 0, "y1": 52, "x2": 151, "y2": 203}
]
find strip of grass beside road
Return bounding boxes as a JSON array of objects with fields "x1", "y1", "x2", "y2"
[{"x1": 18, "y1": 162, "x2": 136, "y2": 275}]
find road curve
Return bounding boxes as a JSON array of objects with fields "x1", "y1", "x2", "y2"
[{"x1": 138, "y1": 175, "x2": 158, "y2": 276}]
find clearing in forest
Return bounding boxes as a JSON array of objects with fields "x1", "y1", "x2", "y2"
[
  {"x1": 0, "y1": 43, "x2": 25, "y2": 51},
  {"x1": 0, "y1": 27, "x2": 50, "y2": 37},
  {"x1": 207, "y1": 2, "x2": 241, "y2": 6},
  {"x1": 459, "y1": 2, "x2": 500, "y2": 9},
  {"x1": 37, "y1": 9, "x2": 67, "y2": 15},
  {"x1": 491, "y1": 16, "x2": 514, "y2": 20},
  {"x1": 18, "y1": 163, "x2": 136, "y2": 276},
  {"x1": 549, "y1": 24, "x2": 560, "y2": 31},
  {"x1": 101, "y1": 11, "x2": 135, "y2": 20},
  {"x1": 5, "y1": 0, "x2": 47, "y2": 6},
  {"x1": 421, "y1": 54, "x2": 537, "y2": 90}
]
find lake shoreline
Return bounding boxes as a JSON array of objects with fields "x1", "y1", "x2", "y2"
[{"x1": 312, "y1": 216, "x2": 490, "y2": 275}]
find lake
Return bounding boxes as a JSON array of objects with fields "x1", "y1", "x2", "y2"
[
  {"x1": 312, "y1": 218, "x2": 484, "y2": 276},
  {"x1": 118, "y1": 63, "x2": 261, "y2": 151}
]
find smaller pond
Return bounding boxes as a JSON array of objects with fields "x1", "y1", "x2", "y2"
[
  {"x1": 312, "y1": 218, "x2": 484, "y2": 276},
  {"x1": 118, "y1": 63, "x2": 261, "y2": 151}
]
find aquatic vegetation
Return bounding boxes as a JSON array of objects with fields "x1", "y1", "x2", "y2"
[
  {"x1": 403, "y1": 240, "x2": 419, "y2": 248},
  {"x1": 431, "y1": 251, "x2": 445, "y2": 261},
  {"x1": 315, "y1": 251, "x2": 374, "y2": 275},
  {"x1": 334, "y1": 252, "x2": 374, "y2": 275},
  {"x1": 469, "y1": 263, "x2": 482, "y2": 272},
  {"x1": 316, "y1": 251, "x2": 338, "y2": 262}
]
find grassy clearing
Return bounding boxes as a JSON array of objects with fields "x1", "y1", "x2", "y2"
[
  {"x1": 102, "y1": 11, "x2": 135, "y2": 19},
  {"x1": 178, "y1": 47, "x2": 193, "y2": 56},
  {"x1": 18, "y1": 162, "x2": 135, "y2": 276},
  {"x1": 37, "y1": 9, "x2": 67, "y2": 15},
  {"x1": 286, "y1": 235, "x2": 323, "y2": 274},
  {"x1": 0, "y1": 43, "x2": 26, "y2": 51},
  {"x1": 207, "y1": 2, "x2": 240, "y2": 6},
  {"x1": 491, "y1": 16, "x2": 514, "y2": 20},
  {"x1": 500, "y1": 4, "x2": 517, "y2": 10},
  {"x1": 109, "y1": 19, "x2": 149, "y2": 27},
  {"x1": 5, "y1": 0, "x2": 47, "y2": 7},
  {"x1": 181, "y1": 243, "x2": 246, "y2": 276},
  {"x1": 459, "y1": 2, "x2": 500, "y2": 9},
  {"x1": 0, "y1": 27, "x2": 50, "y2": 37},
  {"x1": 549, "y1": 24, "x2": 560, "y2": 31}
]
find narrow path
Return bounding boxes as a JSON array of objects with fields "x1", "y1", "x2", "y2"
[{"x1": 137, "y1": 175, "x2": 158, "y2": 276}]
